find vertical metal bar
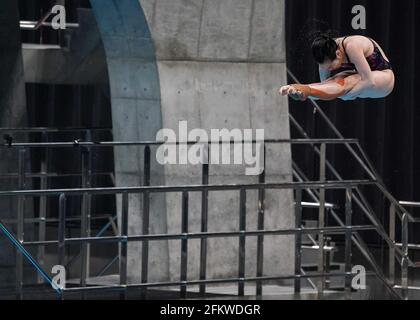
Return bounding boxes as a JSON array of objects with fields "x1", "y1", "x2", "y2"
[
  {"x1": 85, "y1": 131, "x2": 93, "y2": 279},
  {"x1": 58, "y1": 194, "x2": 67, "y2": 266},
  {"x1": 238, "y1": 188, "x2": 247, "y2": 296},
  {"x1": 120, "y1": 192, "x2": 129, "y2": 300},
  {"x1": 199, "y1": 144, "x2": 209, "y2": 296},
  {"x1": 38, "y1": 131, "x2": 48, "y2": 283},
  {"x1": 389, "y1": 203, "x2": 396, "y2": 285},
  {"x1": 294, "y1": 188, "x2": 302, "y2": 294},
  {"x1": 256, "y1": 145, "x2": 266, "y2": 297},
  {"x1": 401, "y1": 213, "x2": 409, "y2": 300},
  {"x1": 80, "y1": 148, "x2": 91, "y2": 288},
  {"x1": 141, "y1": 146, "x2": 151, "y2": 299},
  {"x1": 180, "y1": 191, "x2": 189, "y2": 298},
  {"x1": 317, "y1": 143, "x2": 326, "y2": 294},
  {"x1": 344, "y1": 188, "x2": 353, "y2": 298},
  {"x1": 16, "y1": 148, "x2": 26, "y2": 299}
]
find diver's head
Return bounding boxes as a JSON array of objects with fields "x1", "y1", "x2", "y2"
[{"x1": 311, "y1": 34, "x2": 344, "y2": 71}]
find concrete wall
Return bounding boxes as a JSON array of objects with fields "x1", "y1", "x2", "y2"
[
  {"x1": 91, "y1": 0, "x2": 293, "y2": 286},
  {"x1": 90, "y1": 0, "x2": 170, "y2": 283},
  {"x1": 140, "y1": 0, "x2": 294, "y2": 284}
]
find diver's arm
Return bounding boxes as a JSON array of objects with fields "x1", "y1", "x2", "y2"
[{"x1": 344, "y1": 41, "x2": 376, "y2": 99}]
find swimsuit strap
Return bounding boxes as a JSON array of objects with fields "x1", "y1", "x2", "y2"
[
  {"x1": 367, "y1": 37, "x2": 377, "y2": 50},
  {"x1": 342, "y1": 36, "x2": 377, "y2": 63},
  {"x1": 341, "y1": 36, "x2": 351, "y2": 62}
]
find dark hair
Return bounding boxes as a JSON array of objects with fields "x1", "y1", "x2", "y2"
[
  {"x1": 311, "y1": 33, "x2": 338, "y2": 64},
  {"x1": 290, "y1": 20, "x2": 339, "y2": 71}
]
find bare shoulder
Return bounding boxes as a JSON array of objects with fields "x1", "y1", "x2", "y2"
[
  {"x1": 344, "y1": 35, "x2": 370, "y2": 49},
  {"x1": 344, "y1": 35, "x2": 381, "y2": 57}
]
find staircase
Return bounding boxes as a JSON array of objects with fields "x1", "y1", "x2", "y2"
[{"x1": 287, "y1": 68, "x2": 420, "y2": 300}]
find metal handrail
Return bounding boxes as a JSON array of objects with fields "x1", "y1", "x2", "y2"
[
  {"x1": 0, "y1": 138, "x2": 359, "y2": 149},
  {"x1": 2, "y1": 214, "x2": 114, "y2": 225},
  {"x1": 399, "y1": 201, "x2": 420, "y2": 208},
  {"x1": 20, "y1": 21, "x2": 79, "y2": 30},
  {"x1": 62, "y1": 271, "x2": 379, "y2": 295},
  {"x1": 24, "y1": 225, "x2": 376, "y2": 246},
  {"x1": 0, "y1": 221, "x2": 61, "y2": 298},
  {"x1": 0, "y1": 180, "x2": 376, "y2": 198},
  {"x1": 0, "y1": 127, "x2": 111, "y2": 133},
  {"x1": 300, "y1": 201, "x2": 339, "y2": 210},
  {"x1": 0, "y1": 171, "x2": 112, "y2": 180},
  {"x1": 19, "y1": 9, "x2": 79, "y2": 31}
]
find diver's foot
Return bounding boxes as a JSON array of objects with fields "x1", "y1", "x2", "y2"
[
  {"x1": 289, "y1": 84, "x2": 310, "y2": 101},
  {"x1": 279, "y1": 84, "x2": 310, "y2": 101},
  {"x1": 288, "y1": 90, "x2": 306, "y2": 101}
]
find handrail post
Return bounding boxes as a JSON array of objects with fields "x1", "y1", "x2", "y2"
[
  {"x1": 38, "y1": 131, "x2": 48, "y2": 283},
  {"x1": 317, "y1": 143, "x2": 326, "y2": 295},
  {"x1": 80, "y1": 145, "x2": 92, "y2": 290},
  {"x1": 180, "y1": 191, "x2": 189, "y2": 298},
  {"x1": 344, "y1": 188, "x2": 353, "y2": 299},
  {"x1": 294, "y1": 187, "x2": 302, "y2": 294},
  {"x1": 58, "y1": 194, "x2": 67, "y2": 266},
  {"x1": 16, "y1": 148, "x2": 26, "y2": 299},
  {"x1": 389, "y1": 203, "x2": 396, "y2": 286},
  {"x1": 256, "y1": 145, "x2": 266, "y2": 297},
  {"x1": 120, "y1": 192, "x2": 129, "y2": 299},
  {"x1": 401, "y1": 213, "x2": 409, "y2": 300},
  {"x1": 238, "y1": 188, "x2": 247, "y2": 296},
  {"x1": 85, "y1": 130, "x2": 93, "y2": 279},
  {"x1": 141, "y1": 146, "x2": 151, "y2": 299},
  {"x1": 199, "y1": 144, "x2": 209, "y2": 296}
]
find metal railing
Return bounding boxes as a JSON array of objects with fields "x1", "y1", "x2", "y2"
[
  {"x1": 287, "y1": 68, "x2": 420, "y2": 299},
  {"x1": 1, "y1": 127, "x2": 113, "y2": 284},
  {"x1": 2, "y1": 179, "x2": 376, "y2": 299},
  {"x1": 389, "y1": 201, "x2": 420, "y2": 296},
  {"x1": 0, "y1": 221, "x2": 61, "y2": 299},
  {"x1": 0, "y1": 136, "x2": 408, "y2": 299}
]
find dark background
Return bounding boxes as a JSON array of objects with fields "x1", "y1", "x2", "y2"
[
  {"x1": 17, "y1": 0, "x2": 115, "y2": 225},
  {"x1": 285, "y1": 0, "x2": 420, "y2": 245}
]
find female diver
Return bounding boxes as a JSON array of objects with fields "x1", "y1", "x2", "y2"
[{"x1": 279, "y1": 34, "x2": 394, "y2": 101}]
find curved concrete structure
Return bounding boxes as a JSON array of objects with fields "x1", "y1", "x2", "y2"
[
  {"x1": 141, "y1": 0, "x2": 293, "y2": 284},
  {"x1": 90, "y1": 0, "x2": 169, "y2": 282},
  {"x1": 91, "y1": 0, "x2": 292, "y2": 285}
]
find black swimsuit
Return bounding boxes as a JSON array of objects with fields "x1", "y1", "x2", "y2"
[{"x1": 329, "y1": 36, "x2": 392, "y2": 77}]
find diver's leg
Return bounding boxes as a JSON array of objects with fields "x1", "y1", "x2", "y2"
[
  {"x1": 354, "y1": 70, "x2": 395, "y2": 99},
  {"x1": 280, "y1": 73, "x2": 361, "y2": 101}
]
